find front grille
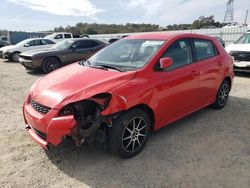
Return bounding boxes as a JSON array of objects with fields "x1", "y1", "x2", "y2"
[
  {"x1": 33, "y1": 127, "x2": 47, "y2": 140},
  {"x1": 230, "y1": 51, "x2": 250, "y2": 62},
  {"x1": 19, "y1": 55, "x2": 32, "y2": 60},
  {"x1": 30, "y1": 97, "x2": 51, "y2": 114}
]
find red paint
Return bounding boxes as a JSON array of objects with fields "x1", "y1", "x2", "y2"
[{"x1": 23, "y1": 33, "x2": 234, "y2": 148}]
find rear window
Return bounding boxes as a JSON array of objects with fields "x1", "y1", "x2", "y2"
[{"x1": 194, "y1": 39, "x2": 216, "y2": 61}]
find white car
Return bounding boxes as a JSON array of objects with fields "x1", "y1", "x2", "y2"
[
  {"x1": 44, "y1": 32, "x2": 73, "y2": 43},
  {"x1": 0, "y1": 38, "x2": 55, "y2": 62},
  {"x1": 223, "y1": 22, "x2": 243, "y2": 28},
  {"x1": 225, "y1": 31, "x2": 250, "y2": 72}
]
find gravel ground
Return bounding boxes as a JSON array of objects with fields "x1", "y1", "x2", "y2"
[{"x1": 0, "y1": 60, "x2": 249, "y2": 188}]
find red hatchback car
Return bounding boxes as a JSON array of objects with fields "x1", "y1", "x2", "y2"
[{"x1": 23, "y1": 33, "x2": 234, "y2": 158}]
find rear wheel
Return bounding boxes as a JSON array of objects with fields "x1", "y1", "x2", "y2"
[
  {"x1": 212, "y1": 80, "x2": 230, "y2": 109},
  {"x1": 42, "y1": 57, "x2": 61, "y2": 73},
  {"x1": 10, "y1": 52, "x2": 20, "y2": 62},
  {"x1": 108, "y1": 109, "x2": 150, "y2": 158}
]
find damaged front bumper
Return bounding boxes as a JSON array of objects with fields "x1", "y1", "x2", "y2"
[
  {"x1": 23, "y1": 94, "x2": 122, "y2": 149},
  {"x1": 23, "y1": 100, "x2": 77, "y2": 149}
]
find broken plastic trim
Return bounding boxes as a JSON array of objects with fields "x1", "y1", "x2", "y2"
[{"x1": 58, "y1": 93, "x2": 112, "y2": 146}]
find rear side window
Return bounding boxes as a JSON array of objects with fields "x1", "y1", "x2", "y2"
[
  {"x1": 160, "y1": 39, "x2": 193, "y2": 70},
  {"x1": 64, "y1": 34, "x2": 72, "y2": 39},
  {"x1": 194, "y1": 39, "x2": 216, "y2": 61}
]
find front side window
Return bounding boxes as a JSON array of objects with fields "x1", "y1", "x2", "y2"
[
  {"x1": 88, "y1": 39, "x2": 165, "y2": 71},
  {"x1": 74, "y1": 40, "x2": 100, "y2": 49},
  {"x1": 41, "y1": 39, "x2": 55, "y2": 45},
  {"x1": 54, "y1": 34, "x2": 63, "y2": 39},
  {"x1": 159, "y1": 39, "x2": 193, "y2": 70},
  {"x1": 235, "y1": 33, "x2": 250, "y2": 44},
  {"x1": 27, "y1": 40, "x2": 41, "y2": 46},
  {"x1": 194, "y1": 39, "x2": 216, "y2": 61}
]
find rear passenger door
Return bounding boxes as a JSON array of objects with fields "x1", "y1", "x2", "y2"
[{"x1": 192, "y1": 38, "x2": 224, "y2": 104}]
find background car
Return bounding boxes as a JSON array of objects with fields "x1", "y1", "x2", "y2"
[
  {"x1": 23, "y1": 33, "x2": 234, "y2": 158},
  {"x1": 225, "y1": 30, "x2": 250, "y2": 73},
  {"x1": 45, "y1": 32, "x2": 74, "y2": 43},
  {"x1": 19, "y1": 38, "x2": 107, "y2": 73},
  {"x1": 0, "y1": 39, "x2": 10, "y2": 48},
  {"x1": 215, "y1": 36, "x2": 225, "y2": 47},
  {"x1": 0, "y1": 38, "x2": 55, "y2": 62}
]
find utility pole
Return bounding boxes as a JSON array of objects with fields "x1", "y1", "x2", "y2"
[{"x1": 244, "y1": 9, "x2": 248, "y2": 25}]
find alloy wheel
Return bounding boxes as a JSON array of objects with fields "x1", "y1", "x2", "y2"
[
  {"x1": 122, "y1": 117, "x2": 147, "y2": 153},
  {"x1": 218, "y1": 83, "x2": 229, "y2": 106},
  {"x1": 13, "y1": 52, "x2": 20, "y2": 62},
  {"x1": 44, "y1": 58, "x2": 60, "y2": 73}
]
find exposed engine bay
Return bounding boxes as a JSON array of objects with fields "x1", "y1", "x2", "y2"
[{"x1": 61, "y1": 93, "x2": 115, "y2": 148}]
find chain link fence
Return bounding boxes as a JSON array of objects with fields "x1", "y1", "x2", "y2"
[{"x1": 90, "y1": 27, "x2": 250, "y2": 47}]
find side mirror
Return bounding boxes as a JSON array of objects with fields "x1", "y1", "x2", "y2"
[
  {"x1": 24, "y1": 44, "x2": 30, "y2": 47},
  {"x1": 159, "y1": 57, "x2": 173, "y2": 70}
]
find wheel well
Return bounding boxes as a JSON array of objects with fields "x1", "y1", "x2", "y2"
[
  {"x1": 224, "y1": 76, "x2": 232, "y2": 91},
  {"x1": 129, "y1": 104, "x2": 155, "y2": 131},
  {"x1": 43, "y1": 56, "x2": 61, "y2": 64}
]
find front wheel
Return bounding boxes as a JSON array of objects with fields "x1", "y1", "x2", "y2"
[
  {"x1": 42, "y1": 57, "x2": 61, "y2": 73},
  {"x1": 10, "y1": 52, "x2": 20, "y2": 62},
  {"x1": 108, "y1": 109, "x2": 150, "y2": 158},
  {"x1": 212, "y1": 80, "x2": 230, "y2": 109}
]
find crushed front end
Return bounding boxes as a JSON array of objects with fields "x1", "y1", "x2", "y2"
[{"x1": 23, "y1": 93, "x2": 117, "y2": 149}]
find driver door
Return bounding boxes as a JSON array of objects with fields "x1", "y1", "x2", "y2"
[{"x1": 154, "y1": 39, "x2": 200, "y2": 126}]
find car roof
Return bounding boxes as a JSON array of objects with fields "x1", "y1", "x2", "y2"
[
  {"x1": 52, "y1": 32, "x2": 72, "y2": 35},
  {"x1": 25, "y1": 38, "x2": 52, "y2": 41},
  {"x1": 65, "y1": 38, "x2": 104, "y2": 42},
  {"x1": 125, "y1": 32, "x2": 215, "y2": 41}
]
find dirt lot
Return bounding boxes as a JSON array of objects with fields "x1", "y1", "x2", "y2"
[{"x1": 0, "y1": 60, "x2": 249, "y2": 188}]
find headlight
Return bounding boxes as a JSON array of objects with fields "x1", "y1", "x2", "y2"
[
  {"x1": 59, "y1": 93, "x2": 112, "y2": 117},
  {"x1": 59, "y1": 105, "x2": 75, "y2": 116}
]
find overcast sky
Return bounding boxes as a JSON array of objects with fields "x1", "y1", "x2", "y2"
[{"x1": 0, "y1": 0, "x2": 249, "y2": 31}]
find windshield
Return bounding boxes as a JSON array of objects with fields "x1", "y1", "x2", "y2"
[
  {"x1": 15, "y1": 39, "x2": 32, "y2": 46},
  {"x1": 235, "y1": 33, "x2": 250, "y2": 44},
  {"x1": 51, "y1": 40, "x2": 74, "y2": 50},
  {"x1": 88, "y1": 39, "x2": 165, "y2": 71}
]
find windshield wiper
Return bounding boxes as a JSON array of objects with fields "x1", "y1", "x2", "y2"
[
  {"x1": 96, "y1": 64, "x2": 124, "y2": 72},
  {"x1": 79, "y1": 61, "x2": 124, "y2": 72},
  {"x1": 79, "y1": 60, "x2": 108, "y2": 71}
]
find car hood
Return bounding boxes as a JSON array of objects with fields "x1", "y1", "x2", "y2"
[
  {"x1": 0, "y1": 45, "x2": 14, "y2": 52},
  {"x1": 21, "y1": 48, "x2": 60, "y2": 56},
  {"x1": 225, "y1": 44, "x2": 250, "y2": 53},
  {"x1": 30, "y1": 63, "x2": 136, "y2": 109}
]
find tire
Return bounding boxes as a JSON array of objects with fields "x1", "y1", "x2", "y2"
[
  {"x1": 42, "y1": 57, "x2": 61, "y2": 73},
  {"x1": 10, "y1": 52, "x2": 20, "y2": 62},
  {"x1": 212, "y1": 80, "x2": 230, "y2": 109},
  {"x1": 108, "y1": 109, "x2": 151, "y2": 158}
]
